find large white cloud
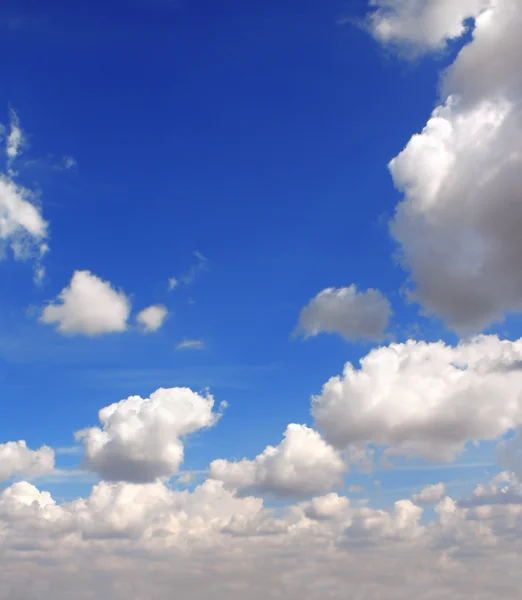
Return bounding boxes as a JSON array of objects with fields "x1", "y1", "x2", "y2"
[
  {"x1": 40, "y1": 270, "x2": 131, "y2": 336},
  {"x1": 0, "y1": 441, "x2": 54, "y2": 481},
  {"x1": 371, "y1": 0, "x2": 522, "y2": 331},
  {"x1": 209, "y1": 424, "x2": 346, "y2": 498},
  {"x1": 312, "y1": 335, "x2": 522, "y2": 462},
  {"x1": 295, "y1": 285, "x2": 391, "y2": 342},
  {"x1": 76, "y1": 387, "x2": 225, "y2": 483}
]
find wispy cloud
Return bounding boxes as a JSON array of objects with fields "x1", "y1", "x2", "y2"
[
  {"x1": 180, "y1": 250, "x2": 208, "y2": 285},
  {"x1": 176, "y1": 339, "x2": 205, "y2": 351},
  {"x1": 27, "y1": 468, "x2": 97, "y2": 485}
]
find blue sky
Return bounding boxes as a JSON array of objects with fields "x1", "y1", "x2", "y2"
[
  {"x1": 0, "y1": 0, "x2": 500, "y2": 499},
  {"x1": 2, "y1": 1, "x2": 522, "y2": 598}
]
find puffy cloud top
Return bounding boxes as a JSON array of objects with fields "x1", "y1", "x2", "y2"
[
  {"x1": 0, "y1": 441, "x2": 55, "y2": 482},
  {"x1": 76, "y1": 387, "x2": 225, "y2": 483},
  {"x1": 209, "y1": 424, "x2": 346, "y2": 498}
]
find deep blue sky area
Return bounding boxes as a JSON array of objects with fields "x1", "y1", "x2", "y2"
[{"x1": 0, "y1": 0, "x2": 468, "y2": 494}]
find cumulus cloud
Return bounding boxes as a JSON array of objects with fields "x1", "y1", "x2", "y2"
[
  {"x1": 76, "y1": 387, "x2": 225, "y2": 483},
  {"x1": 412, "y1": 482, "x2": 446, "y2": 505},
  {"x1": 367, "y1": 0, "x2": 490, "y2": 52},
  {"x1": 0, "y1": 441, "x2": 54, "y2": 481},
  {"x1": 371, "y1": 0, "x2": 522, "y2": 331},
  {"x1": 295, "y1": 285, "x2": 391, "y2": 342},
  {"x1": 209, "y1": 424, "x2": 346, "y2": 498},
  {"x1": 312, "y1": 335, "x2": 522, "y2": 462},
  {"x1": 40, "y1": 270, "x2": 131, "y2": 336},
  {"x1": 136, "y1": 305, "x2": 168, "y2": 333}
]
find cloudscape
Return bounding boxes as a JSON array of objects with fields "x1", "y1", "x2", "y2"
[{"x1": 1, "y1": 1, "x2": 522, "y2": 598}]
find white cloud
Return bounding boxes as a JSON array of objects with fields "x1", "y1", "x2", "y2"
[
  {"x1": 176, "y1": 339, "x2": 205, "y2": 351},
  {"x1": 295, "y1": 285, "x2": 391, "y2": 341},
  {"x1": 367, "y1": 0, "x2": 490, "y2": 51},
  {"x1": 312, "y1": 335, "x2": 522, "y2": 462},
  {"x1": 168, "y1": 277, "x2": 178, "y2": 291},
  {"x1": 370, "y1": 0, "x2": 522, "y2": 331},
  {"x1": 6, "y1": 108, "x2": 24, "y2": 163},
  {"x1": 40, "y1": 270, "x2": 131, "y2": 336},
  {"x1": 0, "y1": 441, "x2": 54, "y2": 481},
  {"x1": 209, "y1": 424, "x2": 346, "y2": 498},
  {"x1": 412, "y1": 482, "x2": 446, "y2": 505},
  {"x1": 76, "y1": 387, "x2": 225, "y2": 483},
  {"x1": 136, "y1": 305, "x2": 168, "y2": 333},
  {"x1": 180, "y1": 250, "x2": 208, "y2": 285},
  {"x1": 2, "y1": 472, "x2": 521, "y2": 599},
  {"x1": 0, "y1": 175, "x2": 48, "y2": 258},
  {"x1": 303, "y1": 493, "x2": 350, "y2": 521}
]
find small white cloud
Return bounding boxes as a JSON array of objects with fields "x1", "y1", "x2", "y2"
[
  {"x1": 0, "y1": 440, "x2": 54, "y2": 482},
  {"x1": 136, "y1": 304, "x2": 168, "y2": 333},
  {"x1": 168, "y1": 277, "x2": 178, "y2": 291},
  {"x1": 176, "y1": 338, "x2": 205, "y2": 351},
  {"x1": 40, "y1": 270, "x2": 131, "y2": 336},
  {"x1": 295, "y1": 285, "x2": 391, "y2": 342},
  {"x1": 412, "y1": 483, "x2": 446, "y2": 505}
]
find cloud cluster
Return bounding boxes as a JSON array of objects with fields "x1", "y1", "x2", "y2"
[
  {"x1": 295, "y1": 285, "x2": 391, "y2": 342},
  {"x1": 371, "y1": 0, "x2": 522, "y2": 331},
  {"x1": 0, "y1": 441, "x2": 54, "y2": 481},
  {"x1": 209, "y1": 424, "x2": 346, "y2": 498},
  {"x1": 1, "y1": 472, "x2": 522, "y2": 599},
  {"x1": 40, "y1": 271, "x2": 169, "y2": 336},
  {"x1": 312, "y1": 335, "x2": 522, "y2": 462},
  {"x1": 76, "y1": 387, "x2": 225, "y2": 483}
]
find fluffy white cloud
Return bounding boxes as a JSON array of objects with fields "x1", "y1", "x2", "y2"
[
  {"x1": 0, "y1": 441, "x2": 54, "y2": 481},
  {"x1": 76, "y1": 387, "x2": 225, "y2": 483},
  {"x1": 136, "y1": 305, "x2": 168, "y2": 333},
  {"x1": 209, "y1": 424, "x2": 346, "y2": 498},
  {"x1": 295, "y1": 285, "x2": 391, "y2": 342},
  {"x1": 373, "y1": 0, "x2": 522, "y2": 331},
  {"x1": 412, "y1": 482, "x2": 445, "y2": 505},
  {"x1": 303, "y1": 493, "x2": 350, "y2": 521},
  {"x1": 313, "y1": 335, "x2": 522, "y2": 462},
  {"x1": 367, "y1": 0, "x2": 490, "y2": 51},
  {"x1": 40, "y1": 270, "x2": 131, "y2": 336}
]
